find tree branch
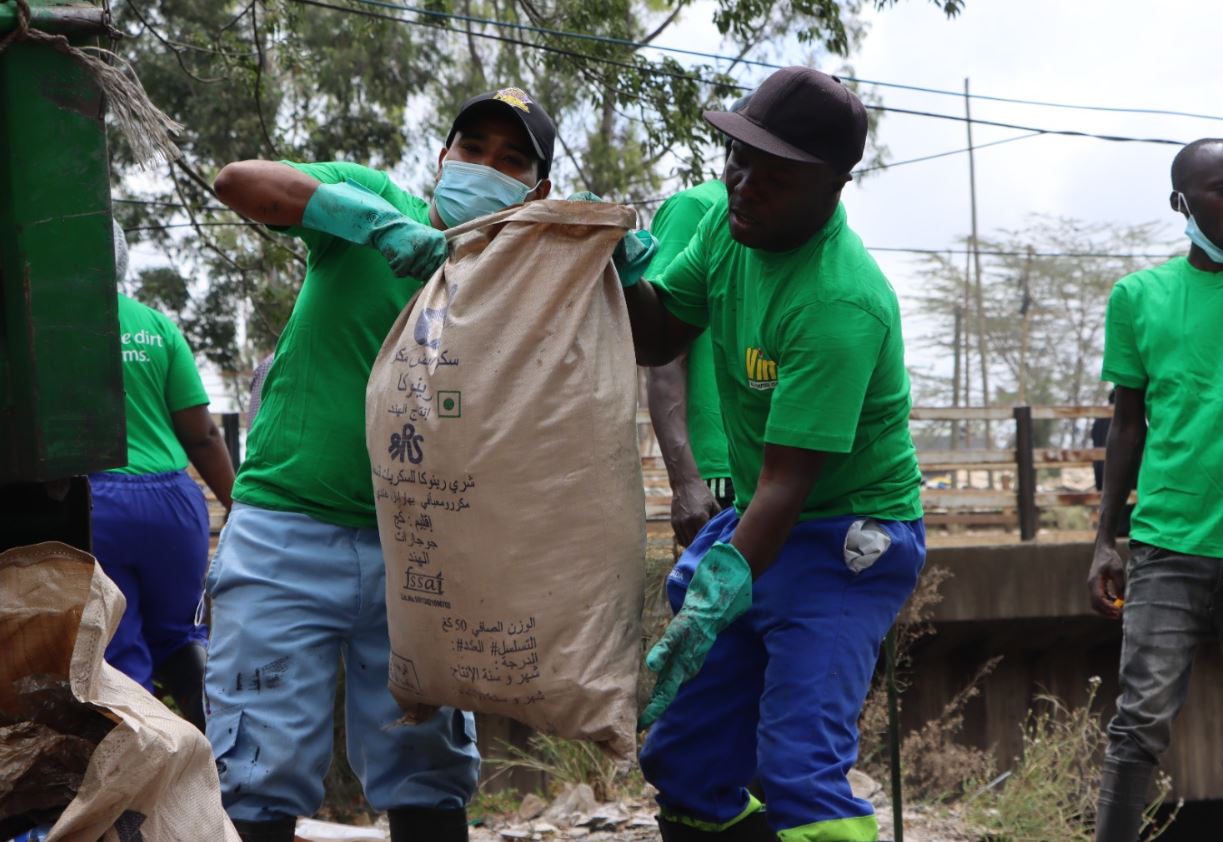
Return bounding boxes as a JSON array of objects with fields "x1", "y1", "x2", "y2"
[
  {"x1": 251, "y1": 0, "x2": 281, "y2": 156},
  {"x1": 169, "y1": 163, "x2": 282, "y2": 341},
  {"x1": 463, "y1": 0, "x2": 486, "y2": 86},
  {"x1": 173, "y1": 158, "x2": 306, "y2": 267},
  {"x1": 124, "y1": 0, "x2": 225, "y2": 84},
  {"x1": 640, "y1": 5, "x2": 684, "y2": 45},
  {"x1": 555, "y1": 131, "x2": 593, "y2": 192}
]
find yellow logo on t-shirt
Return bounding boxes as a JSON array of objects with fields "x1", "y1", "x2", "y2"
[
  {"x1": 745, "y1": 347, "x2": 778, "y2": 390},
  {"x1": 493, "y1": 87, "x2": 532, "y2": 112}
]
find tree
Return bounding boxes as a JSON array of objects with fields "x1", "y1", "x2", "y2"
[
  {"x1": 111, "y1": 0, "x2": 965, "y2": 400},
  {"x1": 910, "y1": 216, "x2": 1174, "y2": 447}
]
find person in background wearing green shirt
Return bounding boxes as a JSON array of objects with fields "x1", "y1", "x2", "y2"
[
  {"x1": 625, "y1": 67, "x2": 925, "y2": 841},
  {"x1": 206, "y1": 88, "x2": 556, "y2": 842},
  {"x1": 1088, "y1": 138, "x2": 1223, "y2": 842},
  {"x1": 646, "y1": 96, "x2": 750, "y2": 547},
  {"x1": 92, "y1": 222, "x2": 235, "y2": 733}
]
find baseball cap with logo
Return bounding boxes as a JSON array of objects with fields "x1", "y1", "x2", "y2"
[
  {"x1": 446, "y1": 87, "x2": 557, "y2": 178},
  {"x1": 704, "y1": 67, "x2": 868, "y2": 174}
]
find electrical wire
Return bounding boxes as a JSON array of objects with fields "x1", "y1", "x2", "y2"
[
  {"x1": 123, "y1": 221, "x2": 263, "y2": 232},
  {"x1": 116, "y1": 197, "x2": 230, "y2": 211},
  {"x1": 292, "y1": 0, "x2": 1187, "y2": 148},
  {"x1": 122, "y1": 220, "x2": 1182, "y2": 261},
  {"x1": 871, "y1": 247, "x2": 1179, "y2": 259},
  {"x1": 342, "y1": 0, "x2": 1223, "y2": 124}
]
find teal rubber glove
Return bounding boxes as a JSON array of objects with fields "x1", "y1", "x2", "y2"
[
  {"x1": 302, "y1": 179, "x2": 448, "y2": 279},
  {"x1": 639, "y1": 542, "x2": 753, "y2": 729},
  {"x1": 566, "y1": 191, "x2": 658, "y2": 287},
  {"x1": 613, "y1": 228, "x2": 657, "y2": 287}
]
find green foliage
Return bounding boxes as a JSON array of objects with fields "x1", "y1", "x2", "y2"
[
  {"x1": 469, "y1": 787, "x2": 523, "y2": 823},
  {"x1": 133, "y1": 266, "x2": 191, "y2": 317},
  {"x1": 112, "y1": 0, "x2": 966, "y2": 394}
]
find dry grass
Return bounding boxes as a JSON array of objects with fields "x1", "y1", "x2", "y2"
[
  {"x1": 898, "y1": 656, "x2": 1001, "y2": 802},
  {"x1": 485, "y1": 733, "x2": 643, "y2": 802},
  {"x1": 965, "y1": 677, "x2": 1180, "y2": 841},
  {"x1": 858, "y1": 565, "x2": 1000, "y2": 803}
]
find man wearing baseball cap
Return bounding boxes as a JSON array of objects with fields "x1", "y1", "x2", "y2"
[
  {"x1": 205, "y1": 86, "x2": 556, "y2": 842},
  {"x1": 626, "y1": 67, "x2": 925, "y2": 841}
]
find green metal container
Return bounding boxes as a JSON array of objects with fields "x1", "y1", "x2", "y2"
[{"x1": 0, "y1": 0, "x2": 125, "y2": 483}]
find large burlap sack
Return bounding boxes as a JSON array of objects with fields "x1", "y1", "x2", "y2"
[
  {"x1": 366, "y1": 200, "x2": 646, "y2": 757},
  {"x1": 0, "y1": 542, "x2": 239, "y2": 842}
]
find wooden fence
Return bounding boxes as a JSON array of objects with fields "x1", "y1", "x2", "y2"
[
  {"x1": 640, "y1": 404, "x2": 1120, "y2": 541},
  {"x1": 213, "y1": 402, "x2": 1121, "y2": 543}
]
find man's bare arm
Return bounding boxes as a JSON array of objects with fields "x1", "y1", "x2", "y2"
[
  {"x1": 172, "y1": 404, "x2": 235, "y2": 512},
  {"x1": 647, "y1": 351, "x2": 721, "y2": 545},
  {"x1": 732, "y1": 444, "x2": 826, "y2": 579},
  {"x1": 623, "y1": 280, "x2": 702, "y2": 366},
  {"x1": 214, "y1": 160, "x2": 320, "y2": 226},
  {"x1": 1088, "y1": 386, "x2": 1146, "y2": 618}
]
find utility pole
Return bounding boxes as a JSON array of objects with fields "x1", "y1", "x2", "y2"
[
  {"x1": 965, "y1": 78, "x2": 992, "y2": 486},
  {"x1": 952, "y1": 303, "x2": 962, "y2": 449},
  {"x1": 961, "y1": 251, "x2": 972, "y2": 452},
  {"x1": 1017, "y1": 247, "x2": 1034, "y2": 405}
]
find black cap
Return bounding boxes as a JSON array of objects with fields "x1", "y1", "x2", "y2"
[
  {"x1": 446, "y1": 87, "x2": 557, "y2": 179},
  {"x1": 704, "y1": 67, "x2": 867, "y2": 173}
]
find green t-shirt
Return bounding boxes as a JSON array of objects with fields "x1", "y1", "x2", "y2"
[
  {"x1": 650, "y1": 180, "x2": 731, "y2": 481},
  {"x1": 110, "y1": 294, "x2": 209, "y2": 475},
  {"x1": 1102, "y1": 256, "x2": 1223, "y2": 557},
  {"x1": 233, "y1": 161, "x2": 432, "y2": 527},
  {"x1": 652, "y1": 198, "x2": 922, "y2": 522}
]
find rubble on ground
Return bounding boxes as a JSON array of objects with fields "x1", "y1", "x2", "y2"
[{"x1": 295, "y1": 774, "x2": 984, "y2": 842}]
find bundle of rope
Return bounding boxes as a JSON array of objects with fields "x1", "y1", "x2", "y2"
[{"x1": 0, "y1": 0, "x2": 182, "y2": 166}]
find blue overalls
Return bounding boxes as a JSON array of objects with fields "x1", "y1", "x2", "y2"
[{"x1": 640, "y1": 506, "x2": 925, "y2": 841}]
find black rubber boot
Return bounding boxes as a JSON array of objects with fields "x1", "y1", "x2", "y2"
[
  {"x1": 155, "y1": 641, "x2": 208, "y2": 732},
  {"x1": 388, "y1": 806, "x2": 469, "y2": 842},
  {"x1": 1095, "y1": 757, "x2": 1156, "y2": 842},
  {"x1": 657, "y1": 811, "x2": 778, "y2": 841},
  {"x1": 230, "y1": 816, "x2": 298, "y2": 842}
]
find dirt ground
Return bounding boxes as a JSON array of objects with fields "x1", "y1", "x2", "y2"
[{"x1": 297, "y1": 782, "x2": 985, "y2": 842}]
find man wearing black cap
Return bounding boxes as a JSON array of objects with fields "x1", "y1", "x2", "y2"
[
  {"x1": 204, "y1": 87, "x2": 555, "y2": 842},
  {"x1": 627, "y1": 67, "x2": 925, "y2": 841}
]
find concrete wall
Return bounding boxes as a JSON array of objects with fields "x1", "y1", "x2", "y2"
[{"x1": 906, "y1": 541, "x2": 1223, "y2": 801}]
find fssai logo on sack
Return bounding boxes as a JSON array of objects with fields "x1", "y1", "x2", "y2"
[{"x1": 745, "y1": 347, "x2": 778, "y2": 391}]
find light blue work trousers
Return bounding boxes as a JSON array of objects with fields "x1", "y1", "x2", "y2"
[{"x1": 204, "y1": 502, "x2": 480, "y2": 822}]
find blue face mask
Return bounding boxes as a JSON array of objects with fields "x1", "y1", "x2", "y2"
[
  {"x1": 1179, "y1": 192, "x2": 1223, "y2": 264},
  {"x1": 433, "y1": 160, "x2": 537, "y2": 228}
]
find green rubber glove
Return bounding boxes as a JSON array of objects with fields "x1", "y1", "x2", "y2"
[
  {"x1": 613, "y1": 228, "x2": 657, "y2": 287},
  {"x1": 639, "y1": 542, "x2": 753, "y2": 729},
  {"x1": 302, "y1": 179, "x2": 448, "y2": 279},
  {"x1": 566, "y1": 191, "x2": 658, "y2": 287}
]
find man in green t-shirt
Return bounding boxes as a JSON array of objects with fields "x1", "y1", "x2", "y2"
[
  {"x1": 1089, "y1": 138, "x2": 1223, "y2": 842},
  {"x1": 647, "y1": 180, "x2": 733, "y2": 544},
  {"x1": 646, "y1": 98, "x2": 751, "y2": 547},
  {"x1": 92, "y1": 222, "x2": 235, "y2": 733},
  {"x1": 206, "y1": 88, "x2": 557, "y2": 842},
  {"x1": 626, "y1": 67, "x2": 925, "y2": 842}
]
